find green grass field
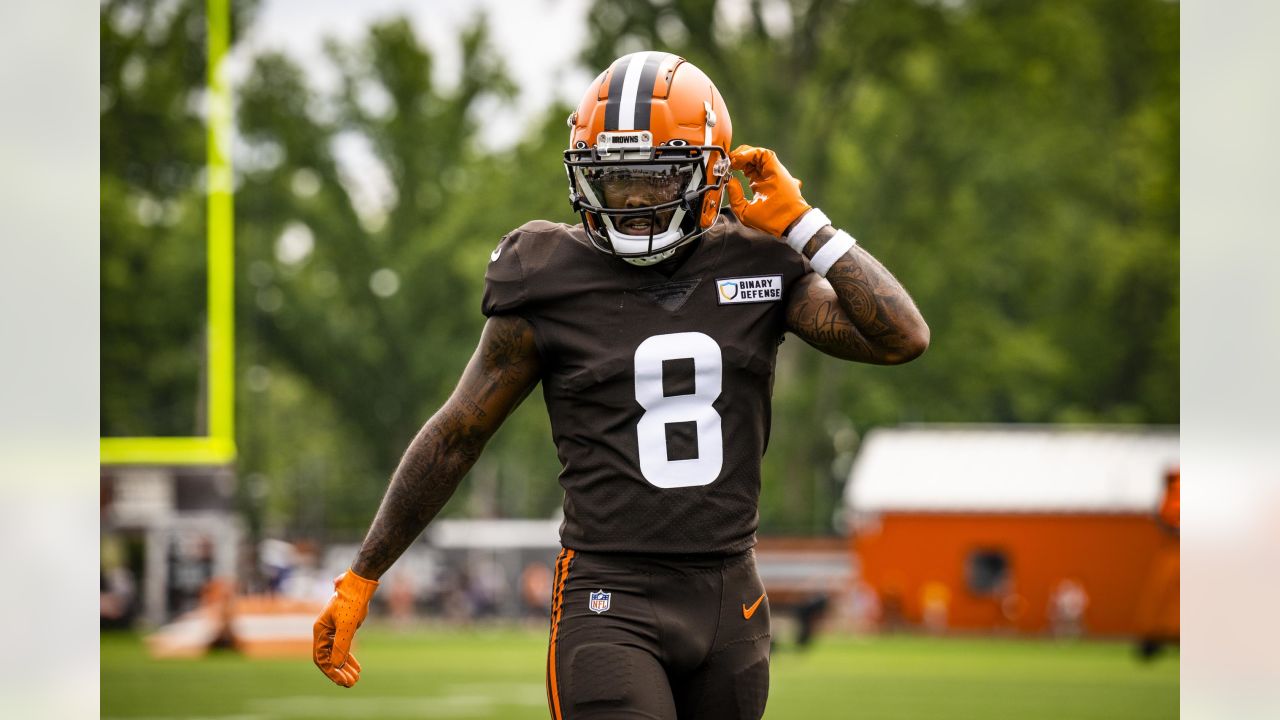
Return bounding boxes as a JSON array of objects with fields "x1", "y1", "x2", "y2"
[{"x1": 102, "y1": 626, "x2": 1178, "y2": 719}]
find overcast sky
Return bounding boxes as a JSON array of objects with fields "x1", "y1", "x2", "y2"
[
  {"x1": 232, "y1": 0, "x2": 595, "y2": 149},
  {"x1": 226, "y1": 0, "x2": 595, "y2": 222}
]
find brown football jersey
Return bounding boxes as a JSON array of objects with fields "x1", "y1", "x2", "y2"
[{"x1": 483, "y1": 213, "x2": 809, "y2": 555}]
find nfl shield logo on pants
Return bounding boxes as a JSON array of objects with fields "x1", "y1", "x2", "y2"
[{"x1": 589, "y1": 589, "x2": 611, "y2": 614}]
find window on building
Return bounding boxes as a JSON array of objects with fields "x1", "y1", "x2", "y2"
[{"x1": 966, "y1": 548, "x2": 1009, "y2": 595}]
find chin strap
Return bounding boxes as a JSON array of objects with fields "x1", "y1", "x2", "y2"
[{"x1": 623, "y1": 246, "x2": 680, "y2": 266}]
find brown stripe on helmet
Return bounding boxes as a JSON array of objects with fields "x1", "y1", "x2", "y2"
[{"x1": 603, "y1": 54, "x2": 632, "y2": 130}]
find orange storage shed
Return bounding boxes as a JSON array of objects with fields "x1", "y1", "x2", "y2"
[{"x1": 844, "y1": 425, "x2": 1179, "y2": 637}]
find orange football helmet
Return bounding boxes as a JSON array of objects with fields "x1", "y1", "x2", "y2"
[{"x1": 565, "y1": 52, "x2": 733, "y2": 265}]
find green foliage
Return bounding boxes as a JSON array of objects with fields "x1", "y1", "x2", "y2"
[
  {"x1": 233, "y1": 16, "x2": 570, "y2": 533},
  {"x1": 580, "y1": 0, "x2": 1178, "y2": 531},
  {"x1": 101, "y1": 0, "x2": 1178, "y2": 537},
  {"x1": 101, "y1": 0, "x2": 259, "y2": 436}
]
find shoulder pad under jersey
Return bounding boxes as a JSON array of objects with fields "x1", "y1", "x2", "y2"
[{"x1": 481, "y1": 220, "x2": 582, "y2": 316}]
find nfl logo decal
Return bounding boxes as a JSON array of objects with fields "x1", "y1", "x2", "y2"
[{"x1": 589, "y1": 589, "x2": 611, "y2": 614}]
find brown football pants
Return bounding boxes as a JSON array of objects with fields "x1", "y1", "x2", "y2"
[{"x1": 546, "y1": 548, "x2": 771, "y2": 720}]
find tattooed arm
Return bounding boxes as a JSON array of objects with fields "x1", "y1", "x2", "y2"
[
  {"x1": 785, "y1": 226, "x2": 929, "y2": 364},
  {"x1": 350, "y1": 314, "x2": 542, "y2": 579},
  {"x1": 724, "y1": 145, "x2": 927, "y2": 364}
]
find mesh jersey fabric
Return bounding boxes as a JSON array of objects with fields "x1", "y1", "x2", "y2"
[{"x1": 483, "y1": 213, "x2": 809, "y2": 555}]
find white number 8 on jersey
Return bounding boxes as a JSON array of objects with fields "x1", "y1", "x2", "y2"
[{"x1": 633, "y1": 332, "x2": 724, "y2": 488}]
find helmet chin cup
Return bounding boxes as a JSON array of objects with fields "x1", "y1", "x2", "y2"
[
  {"x1": 622, "y1": 246, "x2": 680, "y2": 266},
  {"x1": 604, "y1": 223, "x2": 684, "y2": 261}
]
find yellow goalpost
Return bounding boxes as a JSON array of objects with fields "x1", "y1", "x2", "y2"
[{"x1": 101, "y1": 0, "x2": 236, "y2": 466}]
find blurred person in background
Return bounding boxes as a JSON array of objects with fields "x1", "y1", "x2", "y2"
[
  {"x1": 1049, "y1": 578, "x2": 1090, "y2": 639},
  {"x1": 439, "y1": 564, "x2": 475, "y2": 624},
  {"x1": 921, "y1": 580, "x2": 951, "y2": 634},
  {"x1": 1136, "y1": 469, "x2": 1179, "y2": 660},
  {"x1": 258, "y1": 538, "x2": 296, "y2": 595},
  {"x1": 879, "y1": 583, "x2": 907, "y2": 631},
  {"x1": 521, "y1": 560, "x2": 554, "y2": 620},
  {"x1": 168, "y1": 534, "x2": 215, "y2": 616},
  {"x1": 386, "y1": 569, "x2": 417, "y2": 629},
  {"x1": 851, "y1": 580, "x2": 882, "y2": 634},
  {"x1": 466, "y1": 556, "x2": 506, "y2": 619},
  {"x1": 998, "y1": 577, "x2": 1028, "y2": 632},
  {"x1": 100, "y1": 537, "x2": 138, "y2": 630},
  {"x1": 792, "y1": 594, "x2": 831, "y2": 650},
  {"x1": 312, "y1": 51, "x2": 928, "y2": 719},
  {"x1": 278, "y1": 540, "x2": 330, "y2": 602}
]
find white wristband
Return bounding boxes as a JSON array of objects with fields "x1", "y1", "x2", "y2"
[
  {"x1": 809, "y1": 229, "x2": 857, "y2": 277},
  {"x1": 785, "y1": 208, "x2": 831, "y2": 253}
]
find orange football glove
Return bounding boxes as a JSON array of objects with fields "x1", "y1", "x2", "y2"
[
  {"x1": 725, "y1": 145, "x2": 813, "y2": 238},
  {"x1": 313, "y1": 570, "x2": 379, "y2": 687}
]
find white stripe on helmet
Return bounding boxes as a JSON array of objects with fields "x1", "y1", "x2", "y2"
[{"x1": 617, "y1": 52, "x2": 654, "y2": 131}]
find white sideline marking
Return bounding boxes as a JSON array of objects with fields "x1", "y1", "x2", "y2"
[
  {"x1": 104, "y1": 716, "x2": 268, "y2": 720},
  {"x1": 106, "y1": 684, "x2": 545, "y2": 718},
  {"x1": 250, "y1": 696, "x2": 486, "y2": 718},
  {"x1": 248, "y1": 684, "x2": 545, "y2": 718}
]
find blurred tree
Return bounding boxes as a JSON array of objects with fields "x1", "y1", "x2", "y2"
[
  {"x1": 101, "y1": 0, "x2": 259, "y2": 436},
  {"x1": 580, "y1": 0, "x2": 1178, "y2": 532},
  {"x1": 103, "y1": 0, "x2": 1178, "y2": 539},
  {"x1": 235, "y1": 16, "x2": 571, "y2": 533}
]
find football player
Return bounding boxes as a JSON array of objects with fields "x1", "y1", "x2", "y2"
[{"x1": 313, "y1": 51, "x2": 929, "y2": 719}]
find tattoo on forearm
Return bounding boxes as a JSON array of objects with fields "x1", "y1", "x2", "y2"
[
  {"x1": 793, "y1": 296, "x2": 874, "y2": 359},
  {"x1": 350, "y1": 316, "x2": 539, "y2": 579},
  {"x1": 789, "y1": 228, "x2": 927, "y2": 363},
  {"x1": 460, "y1": 396, "x2": 487, "y2": 419},
  {"x1": 350, "y1": 407, "x2": 487, "y2": 578}
]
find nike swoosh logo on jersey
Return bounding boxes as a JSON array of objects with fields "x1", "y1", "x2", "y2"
[{"x1": 742, "y1": 593, "x2": 766, "y2": 620}]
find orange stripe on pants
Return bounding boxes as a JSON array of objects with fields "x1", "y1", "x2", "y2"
[{"x1": 547, "y1": 548, "x2": 575, "y2": 720}]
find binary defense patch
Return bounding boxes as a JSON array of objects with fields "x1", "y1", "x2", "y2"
[{"x1": 716, "y1": 275, "x2": 783, "y2": 304}]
